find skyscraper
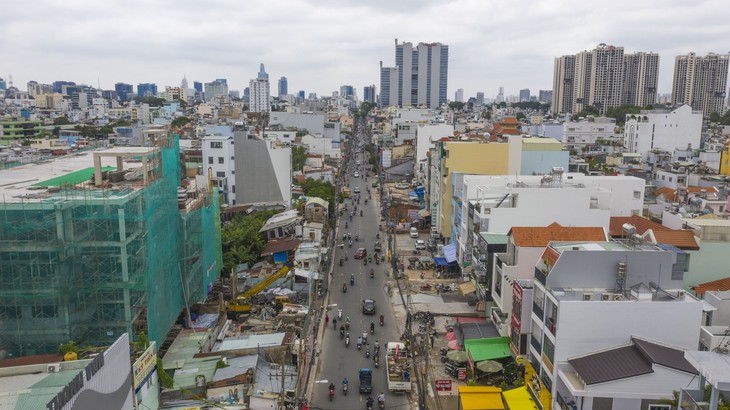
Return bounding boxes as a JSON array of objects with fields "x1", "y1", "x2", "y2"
[
  {"x1": 193, "y1": 81, "x2": 203, "y2": 92},
  {"x1": 538, "y1": 90, "x2": 553, "y2": 104},
  {"x1": 204, "y1": 80, "x2": 228, "y2": 99},
  {"x1": 278, "y1": 77, "x2": 288, "y2": 97},
  {"x1": 363, "y1": 85, "x2": 376, "y2": 103},
  {"x1": 672, "y1": 52, "x2": 730, "y2": 116},
  {"x1": 622, "y1": 52, "x2": 659, "y2": 107},
  {"x1": 384, "y1": 39, "x2": 448, "y2": 109},
  {"x1": 475, "y1": 92, "x2": 484, "y2": 106},
  {"x1": 379, "y1": 62, "x2": 399, "y2": 108},
  {"x1": 258, "y1": 64, "x2": 269, "y2": 80},
  {"x1": 455, "y1": 88, "x2": 464, "y2": 102},
  {"x1": 552, "y1": 44, "x2": 659, "y2": 115},
  {"x1": 519, "y1": 89, "x2": 530, "y2": 102},
  {"x1": 340, "y1": 85, "x2": 354, "y2": 99},
  {"x1": 115, "y1": 83, "x2": 133, "y2": 101},
  {"x1": 0, "y1": 77, "x2": 6, "y2": 90},
  {"x1": 137, "y1": 83, "x2": 158, "y2": 97}
]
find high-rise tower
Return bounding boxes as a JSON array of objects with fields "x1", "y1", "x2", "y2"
[
  {"x1": 672, "y1": 52, "x2": 729, "y2": 116},
  {"x1": 391, "y1": 39, "x2": 449, "y2": 109}
]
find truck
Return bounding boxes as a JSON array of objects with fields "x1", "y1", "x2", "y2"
[
  {"x1": 359, "y1": 368, "x2": 372, "y2": 394},
  {"x1": 385, "y1": 342, "x2": 412, "y2": 392},
  {"x1": 226, "y1": 265, "x2": 291, "y2": 316}
]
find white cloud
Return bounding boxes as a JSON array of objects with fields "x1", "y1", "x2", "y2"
[{"x1": 1, "y1": 0, "x2": 728, "y2": 100}]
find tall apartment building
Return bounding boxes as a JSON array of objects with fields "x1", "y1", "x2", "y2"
[
  {"x1": 249, "y1": 78, "x2": 270, "y2": 113},
  {"x1": 455, "y1": 88, "x2": 464, "y2": 102},
  {"x1": 204, "y1": 80, "x2": 228, "y2": 100},
  {"x1": 538, "y1": 90, "x2": 552, "y2": 104},
  {"x1": 137, "y1": 83, "x2": 158, "y2": 97},
  {"x1": 475, "y1": 92, "x2": 484, "y2": 106},
  {"x1": 519, "y1": 88, "x2": 530, "y2": 102},
  {"x1": 363, "y1": 85, "x2": 376, "y2": 103},
  {"x1": 385, "y1": 39, "x2": 449, "y2": 109},
  {"x1": 672, "y1": 52, "x2": 730, "y2": 117},
  {"x1": 278, "y1": 76, "x2": 288, "y2": 97},
  {"x1": 622, "y1": 52, "x2": 659, "y2": 107},
  {"x1": 379, "y1": 62, "x2": 399, "y2": 108},
  {"x1": 553, "y1": 44, "x2": 659, "y2": 114}
]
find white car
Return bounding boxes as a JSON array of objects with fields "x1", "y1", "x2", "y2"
[
  {"x1": 354, "y1": 187, "x2": 361, "y2": 193},
  {"x1": 410, "y1": 227, "x2": 419, "y2": 238},
  {"x1": 356, "y1": 160, "x2": 361, "y2": 165},
  {"x1": 395, "y1": 183, "x2": 410, "y2": 189},
  {"x1": 354, "y1": 172, "x2": 360, "y2": 178},
  {"x1": 415, "y1": 239, "x2": 426, "y2": 250}
]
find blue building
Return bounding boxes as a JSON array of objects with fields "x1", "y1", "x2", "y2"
[
  {"x1": 115, "y1": 83, "x2": 133, "y2": 101},
  {"x1": 137, "y1": 83, "x2": 158, "y2": 97},
  {"x1": 363, "y1": 85, "x2": 375, "y2": 103},
  {"x1": 278, "y1": 77, "x2": 288, "y2": 97},
  {"x1": 193, "y1": 81, "x2": 203, "y2": 92},
  {"x1": 0, "y1": 78, "x2": 6, "y2": 90},
  {"x1": 258, "y1": 64, "x2": 268, "y2": 80},
  {"x1": 298, "y1": 90, "x2": 305, "y2": 99},
  {"x1": 52, "y1": 81, "x2": 76, "y2": 94}
]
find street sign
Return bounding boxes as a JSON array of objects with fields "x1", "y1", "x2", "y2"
[
  {"x1": 434, "y1": 379, "x2": 452, "y2": 391},
  {"x1": 457, "y1": 368, "x2": 467, "y2": 380}
]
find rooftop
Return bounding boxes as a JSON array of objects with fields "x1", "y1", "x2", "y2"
[
  {"x1": 609, "y1": 215, "x2": 699, "y2": 250},
  {"x1": 549, "y1": 240, "x2": 659, "y2": 254},
  {"x1": 693, "y1": 277, "x2": 730, "y2": 295},
  {"x1": 0, "y1": 146, "x2": 158, "y2": 203},
  {"x1": 510, "y1": 223, "x2": 606, "y2": 247}
]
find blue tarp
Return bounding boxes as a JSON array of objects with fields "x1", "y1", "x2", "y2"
[
  {"x1": 273, "y1": 252, "x2": 288, "y2": 263},
  {"x1": 443, "y1": 243, "x2": 457, "y2": 263},
  {"x1": 434, "y1": 257, "x2": 448, "y2": 266}
]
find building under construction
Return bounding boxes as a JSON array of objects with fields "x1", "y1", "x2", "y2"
[{"x1": 0, "y1": 134, "x2": 222, "y2": 358}]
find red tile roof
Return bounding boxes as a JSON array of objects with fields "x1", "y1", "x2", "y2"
[
  {"x1": 501, "y1": 116, "x2": 519, "y2": 125},
  {"x1": 609, "y1": 216, "x2": 699, "y2": 250},
  {"x1": 693, "y1": 277, "x2": 730, "y2": 295},
  {"x1": 654, "y1": 186, "x2": 720, "y2": 202},
  {"x1": 510, "y1": 223, "x2": 607, "y2": 247}
]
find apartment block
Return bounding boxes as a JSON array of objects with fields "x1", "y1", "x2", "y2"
[
  {"x1": 623, "y1": 105, "x2": 703, "y2": 159},
  {"x1": 672, "y1": 52, "x2": 730, "y2": 117}
]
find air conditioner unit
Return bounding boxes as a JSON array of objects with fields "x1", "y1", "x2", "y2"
[
  {"x1": 47, "y1": 364, "x2": 61, "y2": 373},
  {"x1": 613, "y1": 294, "x2": 624, "y2": 301},
  {"x1": 583, "y1": 294, "x2": 593, "y2": 301},
  {"x1": 600, "y1": 293, "x2": 611, "y2": 301}
]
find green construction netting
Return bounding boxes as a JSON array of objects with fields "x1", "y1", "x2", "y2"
[
  {"x1": 32, "y1": 166, "x2": 115, "y2": 187},
  {"x1": 0, "y1": 134, "x2": 222, "y2": 357}
]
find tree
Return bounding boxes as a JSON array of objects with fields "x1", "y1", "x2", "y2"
[
  {"x1": 298, "y1": 178, "x2": 336, "y2": 212},
  {"x1": 135, "y1": 96, "x2": 167, "y2": 107},
  {"x1": 221, "y1": 210, "x2": 279, "y2": 274},
  {"x1": 605, "y1": 105, "x2": 642, "y2": 126},
  {"x1": 171, "y1": 116, "x2": 192, "y2": 128},
  {"x1": 709, "y1": 112, "x2": 722, "y2": 123},
  {"x1": 53, "y1": 116, "x2": 71, "y2": 126},
  {"x1": 483, "y1": 110, "x2": 492, "y2": 120},
  {"x1": 515, "y1": 112, "x2": 526, "y2": 121},
  {"x1": 292, "y1": 145, "x2": 307, "y2": 172},
  {"x1": 448, "y1": 101, "x2": 465, "y2": 111}
]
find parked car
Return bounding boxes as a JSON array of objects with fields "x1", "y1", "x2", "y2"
[
  {"x1": 362, "y1": 298, "x2": 376, "y2": 315},
  {"x1": 427, "y1": 238, "x2": 437, "y2": 250},
  {"x1": 395, "y1": 183, "x2": 410, "y2": 189},
  {"x1": 355, "y1": 248, "x2": 367, "y2": 259},
  {"x1": 354, "y1": 187, "x2": 361, "y2": 193},
  {"x1": 415, "y1": 239, "x2": 426, "y2": 250},
  {"x1": 410, "y1": 227, "x2": 419, "y2": 238},
  {"x1": 354, "y1": 172, "x2": 360, "y2": 178}
]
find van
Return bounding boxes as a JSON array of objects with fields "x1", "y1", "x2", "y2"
[{"x1": 410, "y1": 227, "x2": 419, "y2": 238}]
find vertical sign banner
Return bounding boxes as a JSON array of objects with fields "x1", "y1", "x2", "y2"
[{"x1": 133, "y1": 341, "x2": 157, "y2": 393}]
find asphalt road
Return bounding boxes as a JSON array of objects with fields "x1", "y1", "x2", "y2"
[{"x1": 310, "y1": 140, "x2": 410, "y2": 409}]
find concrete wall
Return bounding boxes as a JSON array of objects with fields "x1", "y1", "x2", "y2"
[
  {"x1": 269, "y1": 112, "x2": 325, "y2": 135},
  {"x1": 624, "y1": 105, "x2": 702, "y2": 159},
  {"x1": 234, "y1": 133, "x2": 291, "y2": 207},
  {"x1": 521, "y1": 150, "x2": 570, "y2": 175}
]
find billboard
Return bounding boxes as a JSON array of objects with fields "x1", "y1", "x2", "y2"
[{"x1": 132, "y1": 341, "x2": 157, "y2": 394}]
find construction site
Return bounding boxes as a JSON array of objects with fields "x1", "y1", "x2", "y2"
[{"x1": 0, "y1": 134, "x2": 221, "y2": 358}]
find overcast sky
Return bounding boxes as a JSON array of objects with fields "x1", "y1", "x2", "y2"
[{"x1": 2, "y1": 0, "x2": 729, "y2": 101}]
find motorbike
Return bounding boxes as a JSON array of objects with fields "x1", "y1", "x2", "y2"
[
  {"x1": 370, "y1": 323, "x2": 375, "y2": 334},
  {"x1": 370, "y1": 269, "x2": 374, "y2": 278},
  {"x1": 374, "y1": 354, "x2": 379, "y2": 368},
  {"x1": 380, "y1": 315, "x2": 384, "y2": 326},
  {"x1": 342, "y1": 284, "x2": 347, "y2": 293},
  {"x1": 349, "y1": 241, "x2": 353, "y2": 248},
  {"x1": 339, "y1": 258, "x2": 344, "y2": 267},
  {"x1": 379, "y1": 399, "x2": 385, "y2": 409},
  {"x1": 375, "y1": 256, "x2": 379, "y2": 265},
  {"x1": 345, "y1": 222, "x2": 348, "y2": 229},
  {"x1": 355, "y1": 234, "x2": 359, "y2": 241},
  {"x1": 350, "y1": 275, "x2": 354, "y2": 285},
  {"x1": 363, "y1": 259, "x2": 367, "y2": 266},
  {"x1": 343, "y1": 383, "x2": 348, "y2": 396},
  {"x1": 364, "y1": 199, "x2": 368, "y2": 205},
  {"x1": 357, "y1": 337, "x2": 363, "y2": 350},
  {"x1": 376, "y1": 233, "x2": 380, "y2": 239},
  {"x1": 345, "y1": 321, "x2": 350, "y2": 330},
  {"x1": 338, "y1": 308, "x2": 343, "y2": 319},
  {"x1": 340, "y1": 329, "x2": 345, "y2": 339},
  {"x1": 345, "y1": 335, "x2": 350, "y2": 347},
  {"x1": 329, "y1": 386, "x2": 335, "y2": 401},
  {"x1": 366, "y1": 398, "x2": 374, "y2": 410},
  {"x1": 360, "y1": 210, "x2": 363, "y2": 217},
  {"x1": 365, "y1": 347, "x2": 370, "y2": 358}
]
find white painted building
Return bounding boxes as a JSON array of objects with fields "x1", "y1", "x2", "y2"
[
  {"x1": 249, "y1": 77, "x2": 270, "y2": 113},
  {"x1": 526, "y1": 241, "x2": 702, "y2": 409},
  {"x1": 415, "y1": 123, "x2": 454, "y2": 180},
  {"x1": 300, "y1": 134, "x2": 340, "y2": 159},
  {"x1": 624, "y1": 105, "x2": 703, "y2": 159},
  {"x1": 455, "y1": 173, "x2": 645, "y2": 266},
  {"x1": 202, "y1": 135, "x2": 236, "y2": 206},
  {"x1": 562, "y1": 116, "x2": 616, "y2": 149}
]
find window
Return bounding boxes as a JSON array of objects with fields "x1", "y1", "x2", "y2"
[
  {"x1": 231, "y1": 156, "x2": 235, "y2": 160},
  {"x1": 633, "y1": 190, "x2": 641, "y2": 199},
  {"x1": 218, "y1": 157, "x2": 224, "y2": 164},
  {"x1": 210, "y1": 141, "x2": 223, "y2": 149},
  {"x1": 648, "y1": 405, "x2": 671, "y2": 410},
  {"x1": 216, "y1": 171, "x2": 225, "y2": 178},
  {"x1": 208, "y1": 156, "x2": 213, "y2": 164},
  {"x1": 232, "y1": 185, "x2": 235, "y2": 193},
  {"x1": 0, "y1": 306, "x2": 21, "y2": 320},
  {"x1": 33, "y1": 305, "x2": 58, "y2": 318}
]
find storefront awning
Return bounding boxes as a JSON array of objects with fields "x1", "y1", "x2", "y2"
[
  {"x1": 502, "y1": 386, "x2": 539, "y2": 409},
  {"x1": 443, "y1": 243, "x2": 457, "y2": 263},
  {"x1": 434, "y1": 257, "x2": 448, "y2": 266},
  {"x1": 460, "y1": 282, "x2": 476, "y2": 295},
  {"x1": 457, "y1": 386, "x2": 504, "y2": 410},
  {"x1": 418, "y1": 209, "x2": 431, "y2": 218}
]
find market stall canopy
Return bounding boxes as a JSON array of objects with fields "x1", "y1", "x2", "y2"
[
  {"x1": 433, "y1": 257, "x2": 448, "y2": 266},
  {"x1": 448, "y1": 340, "x2": 462, "y2": 350},
  {"x1": 446, "y1": 350, "x2": 468, "y2": 363},
  {"x1": 418, "y1": 209, "x2": 431, "y2": 218},
  {"x1": 459, "y1": 282, "x2": 476, "y2": 295},
  {"x1": 408, "y1": 256, "x2": 420, "y2": 262}
]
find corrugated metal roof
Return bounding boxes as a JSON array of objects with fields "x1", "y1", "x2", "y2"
[
  {"x1": 216, "y1": 333, "x2": 286, "y2": 352},
  {"x1": 569, "y1": 345, "x2": 653, "y2": 385},
  {"x1": 212, "y1": 355, "x2": 258, "y2": 382},
  {"x1": 632, "y1": 337, "x2": 697, "y2": 375},
  {"x1": 173, "y1": 357, "x2": 220, "y2": 388},
  {"x1": 162, "y1": 329, "x2": 213, "y2": 370}
]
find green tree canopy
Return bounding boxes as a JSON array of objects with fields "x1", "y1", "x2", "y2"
[
  {"x1": 449, "y1": 101, "x2": 465, "y2": 111},
  {"x1": 221, "y1": 209, "x2": 279, "y2": 274},
  {"x1": 292, "y1": 145, "x2": 307, "y2": 172},
  {"x1": 605, "y1": 105, "x2": 642, "y2": 126},
  {"x1": 53, "y1": 116, "x2": 72, "y2": 126},
  {"x1": 171, "y1": 116, "x2": 192, "y2": 128},
  {"x1": 298, "y1": 178, "x2": 336, "y2": 212},
  {"x1": 515, "y1": 112, "x2": 526, "y2": 121}
]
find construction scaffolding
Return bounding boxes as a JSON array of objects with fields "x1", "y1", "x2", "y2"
[{"x1": 0, "y1": 134, "x2": 222, "y2": 358}]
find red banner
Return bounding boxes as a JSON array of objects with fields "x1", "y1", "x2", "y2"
[{"x1": 434, "y1": 379, "x2": 452, "y2": 391}]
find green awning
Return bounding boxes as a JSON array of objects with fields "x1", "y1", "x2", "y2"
[{"x1": 464, "y1": 337, "x2": 511, "y2": 362}]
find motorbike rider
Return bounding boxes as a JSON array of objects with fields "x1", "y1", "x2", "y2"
[
  {"x1": 366, "y1": 396, "x2": 374, "y2": 408},
  {"x1": 380, "y1": 314, "x2": 385, "y2": 326},
  {"x1": 370, "y1": 322, "x2": 375, "y2": 333},
  {"x1": 342, "y1": 378, "x2": 349, "y2": 389},
  {"x1": 350, "y1": 274, "x2": 354, "y2": 285},
  {"x1": 329, "y1": 382, "x2": 335, "y2": 394},
  {"x1": 378, "y1": 392, "x2": 385, "y2": 405}
]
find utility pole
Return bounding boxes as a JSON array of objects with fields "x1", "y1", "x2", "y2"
[{"x1": 278, "y1": 350, "x2": 287, "y2": 410}]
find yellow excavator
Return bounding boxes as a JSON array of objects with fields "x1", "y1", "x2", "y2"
[{"x1": 226, "y1": 265, "x2": 291, "y2": 315}]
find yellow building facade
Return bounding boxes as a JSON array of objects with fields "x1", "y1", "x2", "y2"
[{"x1": 721, "y1": 142, "x2": 730, "y2": 176}]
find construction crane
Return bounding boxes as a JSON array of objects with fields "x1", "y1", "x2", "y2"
[{"x1": 226, "y1": 265, "x2": 292, "y2": 315}]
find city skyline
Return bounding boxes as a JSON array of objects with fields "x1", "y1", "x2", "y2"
[{"x1": 1, "y1": 0, "x2": 729, "y2": 101}]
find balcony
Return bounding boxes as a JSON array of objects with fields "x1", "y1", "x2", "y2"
[
  {"x1": 546, "y1": 316, "x2": 557, "y2": 336},
  {"x1": 557, "y1": 393, "x2": 578, "y2": 410},
  {"x1": 679, "y1": 389, "x2": 710, "y2": 410}
]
